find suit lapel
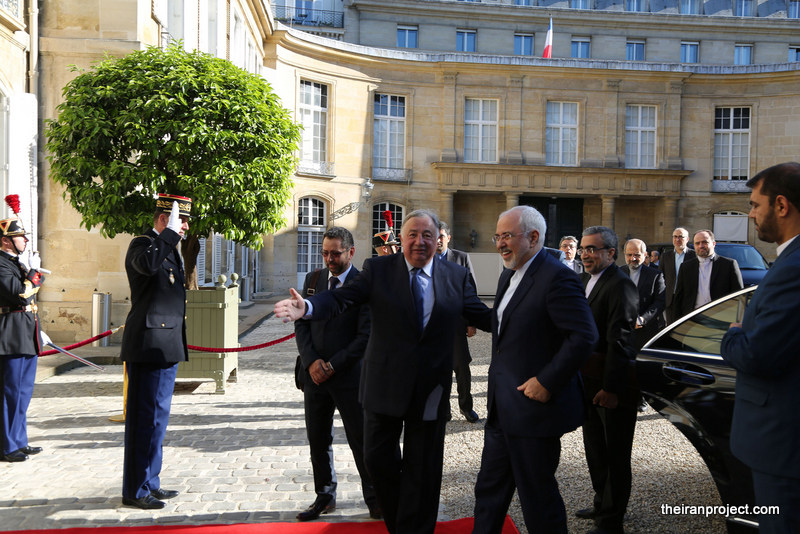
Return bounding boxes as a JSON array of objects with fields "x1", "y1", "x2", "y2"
[
  {"x1": 496, "y1": 252, "x2": 544, "y2": 338},
  {"x1": 587, "y1": 264, "x2": 617, "y2": 305},
  {"x1": 318, "y1": 268, "x2": 330, "y2": 293}
]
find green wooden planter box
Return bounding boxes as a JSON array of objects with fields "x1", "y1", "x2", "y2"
[{"x1": 178, "y1": 285, "x2": 239, "y2": 393}]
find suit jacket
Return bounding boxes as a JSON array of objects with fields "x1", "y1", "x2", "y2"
[
  {"x1": 308, "y1": 253, "x2": 491, "y2": 420},
  {"x1": 620, "y1": 263, "x2": 666, "y2": 349},
  {"x1": 721, "y1": 236, "x2": 800, "y2": 479},
  {"x1": 659, "y1": 248, "x2": 696, "y2": 309},
  {"x1": 581, "y1": 264, "x2": 639, "y2": 400},
  {"x1": 0, "y1": 252, "x2": 42, "y2": 356},
  {"x1": 490, "y1": 251, "x2": 598, "y2": 437},
  {"x1": 444, "y1": 248, "x2": 475, "y2": 362},
  {"x1": 565, "y1": 258, "x2": 584, "y2": 274},
  {"x1": 295, "y1": 266, "x2": 370, "y2": 389},
  {"x1": 120, "y1": 228, "x2": 188, "y2": 364},
  {"x1": 674, "y1": 254, "x2": 744, "y2": 318}
]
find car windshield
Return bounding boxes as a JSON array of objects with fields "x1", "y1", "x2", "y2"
[
  {"x1": 714, "y1": 244, "x2": 768, "y2": 270},
  {"x1": 645, "y1": 289, "x2": 753, "y2": 356}
]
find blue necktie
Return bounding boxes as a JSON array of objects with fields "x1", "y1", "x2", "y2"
[{"x1": 411, "y1": 268, "x2": 424, "y2": 332}]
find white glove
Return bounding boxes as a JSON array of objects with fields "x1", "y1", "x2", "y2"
[
  {"x1": 39, "y1": 330, "x2": 52, "y2": 347},
  {"x1": 167, "y1": 201, "x2": 182, "y2": 234},
  {"x1": 29, "y1": 252, "x2": 42, "y2": 270}
]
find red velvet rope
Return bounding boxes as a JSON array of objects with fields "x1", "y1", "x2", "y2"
[{"x1": 39, "y1": 327, "x2": 296, "y2": 356}]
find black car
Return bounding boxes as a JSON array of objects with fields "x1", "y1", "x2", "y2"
[{"x1": 636, "y1": 286, "x2": 759, "y2": 533}]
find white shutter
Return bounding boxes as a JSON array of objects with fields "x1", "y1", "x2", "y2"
[
  {"x1": 7, "y1": 94, "x2": 37, "y2": 251},
  {"x1": 227, "y1": 239, "x2": 235, "y2": 275},
  {"x1": 212, "y1": 233, "x2": 222, "y2": 281},
  {"x1": 196, "y1": 237, "x2": 206, "y2": 285}
]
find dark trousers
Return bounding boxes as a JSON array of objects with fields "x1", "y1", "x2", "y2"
[
  {"x1": 751, "y1": 469, "x2": 800, "y2": 534},
  {"x1": 303, "y1": 379, "x2": 376, "y2": 507},
  {"x1": 452, "y1": 344, "x2": 474, "y2": 413},
  {"x1": 582, "y1": 403, "x2": 638, "y2": 533},
  {"x1": 122, "y1": 362, "x2": 178, "y2": 499},
  {"x1": 0, "y1": 355, "x2": 37, "y2": 454},
  {"x1": 473, "y1": 422, "x2": 567, "y2": 534},
  {"x1": 363, "y1": 409, "x2": 447, "y2": 534}
]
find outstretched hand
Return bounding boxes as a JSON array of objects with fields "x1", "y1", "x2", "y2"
[{"x1": 274, "y1": 288, "x2": 306, "y2": 323}]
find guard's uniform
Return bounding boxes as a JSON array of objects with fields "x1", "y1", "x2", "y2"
[
  {"x1": 0, "y1": 224, "x2": 43, "y2": 457},
  {"x1": 120, "y1": 195, "x2": 190, "y2": 501}
]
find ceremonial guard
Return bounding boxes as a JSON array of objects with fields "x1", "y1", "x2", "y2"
[
  {"x1": 0, "y1": 195, "x2": 45, "y2": 462},
  {"x1": 120, "y1": 194, "x2": 191, "y2": 509}
]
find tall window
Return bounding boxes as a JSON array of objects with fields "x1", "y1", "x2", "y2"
[
  {"x1": 790, "y1": 0, "x2": 800, "y2": 18},
  {"x1": 546, "y1": 102, "x2": 578, "y2": 166},
  {"x1": 625, "y1": 105, "x2": 657, "y2": 169},
  {"x1": 372, "y1": 202, "x2": 404, "y2": 256},
  {"x1": 626, "y1": 40, "x2": 645, "y2": 61},
  {"x1": 714, "y1": 107, "x2": 750, "y2": 180},
  {"x1": 681, "y1": 42, "x2": 699, "y2": 63},
  {"x1": 679, "y1": 0, "x2": 701, "y2": 14},
  {"x1": 572, "y1": 37, "x2": 591, "y2": 59},
  {"x1": 514, "y1": 33, "x2": 534, "y2": 56},
  {"x1": 626, "y1": 0, "x2": 646, "y2": 11},
  {"x1": 734, "y1": 44, "x2": 752, "y2": 65},
  {"x1": 457, "y1": 30, "x2": 477, "y2": 52},
  {"x1": 516, "y1": 0, "x2": 533, "y2": 4},
  {"x1": 297, "y1": 197, "x2": 326, "y2": 274},
  {"x1": 373, "y1": 94, "x2": 406, "y2": 177},
  {"x1": 734, "y1": 0, "x2": 754, "y2": 16},
  {"x1": 571, "y1": 0, "x2": 591, "y2": 8},
  {"x1": 464, "y1": 99, "x2": 498, "y2": 163},
  {"x1": 299, "y1": 80, "x2": 328, "y2": 173},
  {"x1": 790, "y1": 46, "x2": 800, "y2": 62},
  {"x1": 397, "y1": 25, "x2": 418, "y2": 48}
]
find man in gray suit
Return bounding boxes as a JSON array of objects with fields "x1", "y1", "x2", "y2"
[
  {"x1": 659, "y1": 227, "x2": 695, "y2": 323},
  {"x1": 437, "y1": 221, "x2": 480, "y2": 423},
  {"x1": 559, "y1": 235, "x2": 584, "y2": 274}
]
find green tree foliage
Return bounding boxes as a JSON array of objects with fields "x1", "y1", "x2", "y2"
[{"x1": 45, "y1": 43, "x2": 300, "y2": 287}]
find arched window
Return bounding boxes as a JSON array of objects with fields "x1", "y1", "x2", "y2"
[
  {"x1": 297, "y1": 197, "x2": 327, "y2": 282},
  {"x1": 372, "y1": 202, "x2": 404, "y2": 256}
]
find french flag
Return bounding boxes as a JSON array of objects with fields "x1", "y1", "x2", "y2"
[{"x1": 543, "y1": 18, "x2": 553, "y2": 58}]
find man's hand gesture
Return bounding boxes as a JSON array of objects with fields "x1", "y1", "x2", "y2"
[{"x1": 274, "y1": 288, "x2": 307, "y2": 323}]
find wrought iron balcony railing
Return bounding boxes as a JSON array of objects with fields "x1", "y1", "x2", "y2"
[
  {"x1": 373, "y1": 167, "x2": 412, "y2": 183},
  {"x1": 273, "y1": 6, "x2": 344, "y2": 28}
]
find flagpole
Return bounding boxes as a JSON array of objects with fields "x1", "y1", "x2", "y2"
[{"x1": 543, "y1": 18, "x2": 553, "y2": 59}]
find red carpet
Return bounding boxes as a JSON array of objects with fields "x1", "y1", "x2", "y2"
[{"x1": 2, "y1": 516, "x2": 519, "y2": 534}]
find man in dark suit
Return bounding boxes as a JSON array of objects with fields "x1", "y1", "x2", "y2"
[
  {"x1": 295, "y1": 226, "x2": 378, "y2": 521},
  {"x1": 621, "y1": 239, "x2": 665, "y2": 351},
  {"x1": 120, "y1": 194, "x2": 191, "y2": 510},
  {"x1": 674, "y1": 229, "x2": 743, "y2": 318},
  {"x1": 577, "y1": 226, "x2": 639, "y2": 534},
  {"x1": 437, "y1": 221, "x2": 479, "y2": 423},
  {"x1": 275, "y1": 209, "x2": 491, "y2": 534},
  {"x1": 660, "y1": 227, "x2": 696, "y2": 323},
  {"x1": 722, "y1": 162, "x2": 800, "y2": 534},
  {"x1": 0, "y1": 215, "x2": 45, "y2": 463},
  {"x1": 559, "y1": 235, "x2": 584, "y2": 274},
  {"x1": 472, "y1": 206, "x2": 598, "y2": 534}
]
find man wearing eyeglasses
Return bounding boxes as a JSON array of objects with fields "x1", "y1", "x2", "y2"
[
  {"x1": 659, "y1": 227, "x2": 696, "y2": 323},
  {"x1": 576, "y1": 226, "x2": 639, "y2": 534},
  {"x1": 472, "y1": 206, "x2": 598, "y2": 534},
  {"x1": 294, "y1": 226, "x2": 379, "y2": 521}
]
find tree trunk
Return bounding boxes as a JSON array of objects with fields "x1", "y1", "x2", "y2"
[{"x1": 182, "y1": 234, "x2": 201, "y2": 290}]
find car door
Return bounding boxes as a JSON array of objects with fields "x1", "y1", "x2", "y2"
[{"x1": 636, "y1": 286, "x2": 758, "y2": 532}]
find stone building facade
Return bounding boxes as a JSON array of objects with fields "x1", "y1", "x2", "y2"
[{"x1": 2, "y1": 0, "x2": 799, "y2": 340}]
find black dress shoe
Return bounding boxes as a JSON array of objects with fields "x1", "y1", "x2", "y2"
[
  {"x1": 461, "y1": 409, "x2": 480, "y2": 423},
  {"x1": 2, "y1": 450, "x2": 28, "y2": 462},
  {"x1": 575, "y1": 507, "x2": 599, "y2": 519},
  {"x1": 122, "y1": 494, "x2": 166, "y2": 510},
  {"x1": 151, "y1": 488, "x2": 179, "y2": 500},
  {"x1": 19, "y1": 446, "x2": 43, "y2": 455},
  {"x1": 368, "y1": 504, "x2": 383, "y2": 520},
  {"x1": 296, "y1": 496, "x2": 335, "y2": 521}
]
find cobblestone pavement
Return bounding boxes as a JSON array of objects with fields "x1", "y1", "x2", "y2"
[{"x1": 1, "y1": 302, "x2": 726, "y2": 533}]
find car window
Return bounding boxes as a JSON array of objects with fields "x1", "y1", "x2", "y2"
[
  {"x1": 714, "y1": 244, "x2": 768, "y2": 270},
  {"x1": 647, "y1": 290, "x2": 752, "y2": 356}
]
